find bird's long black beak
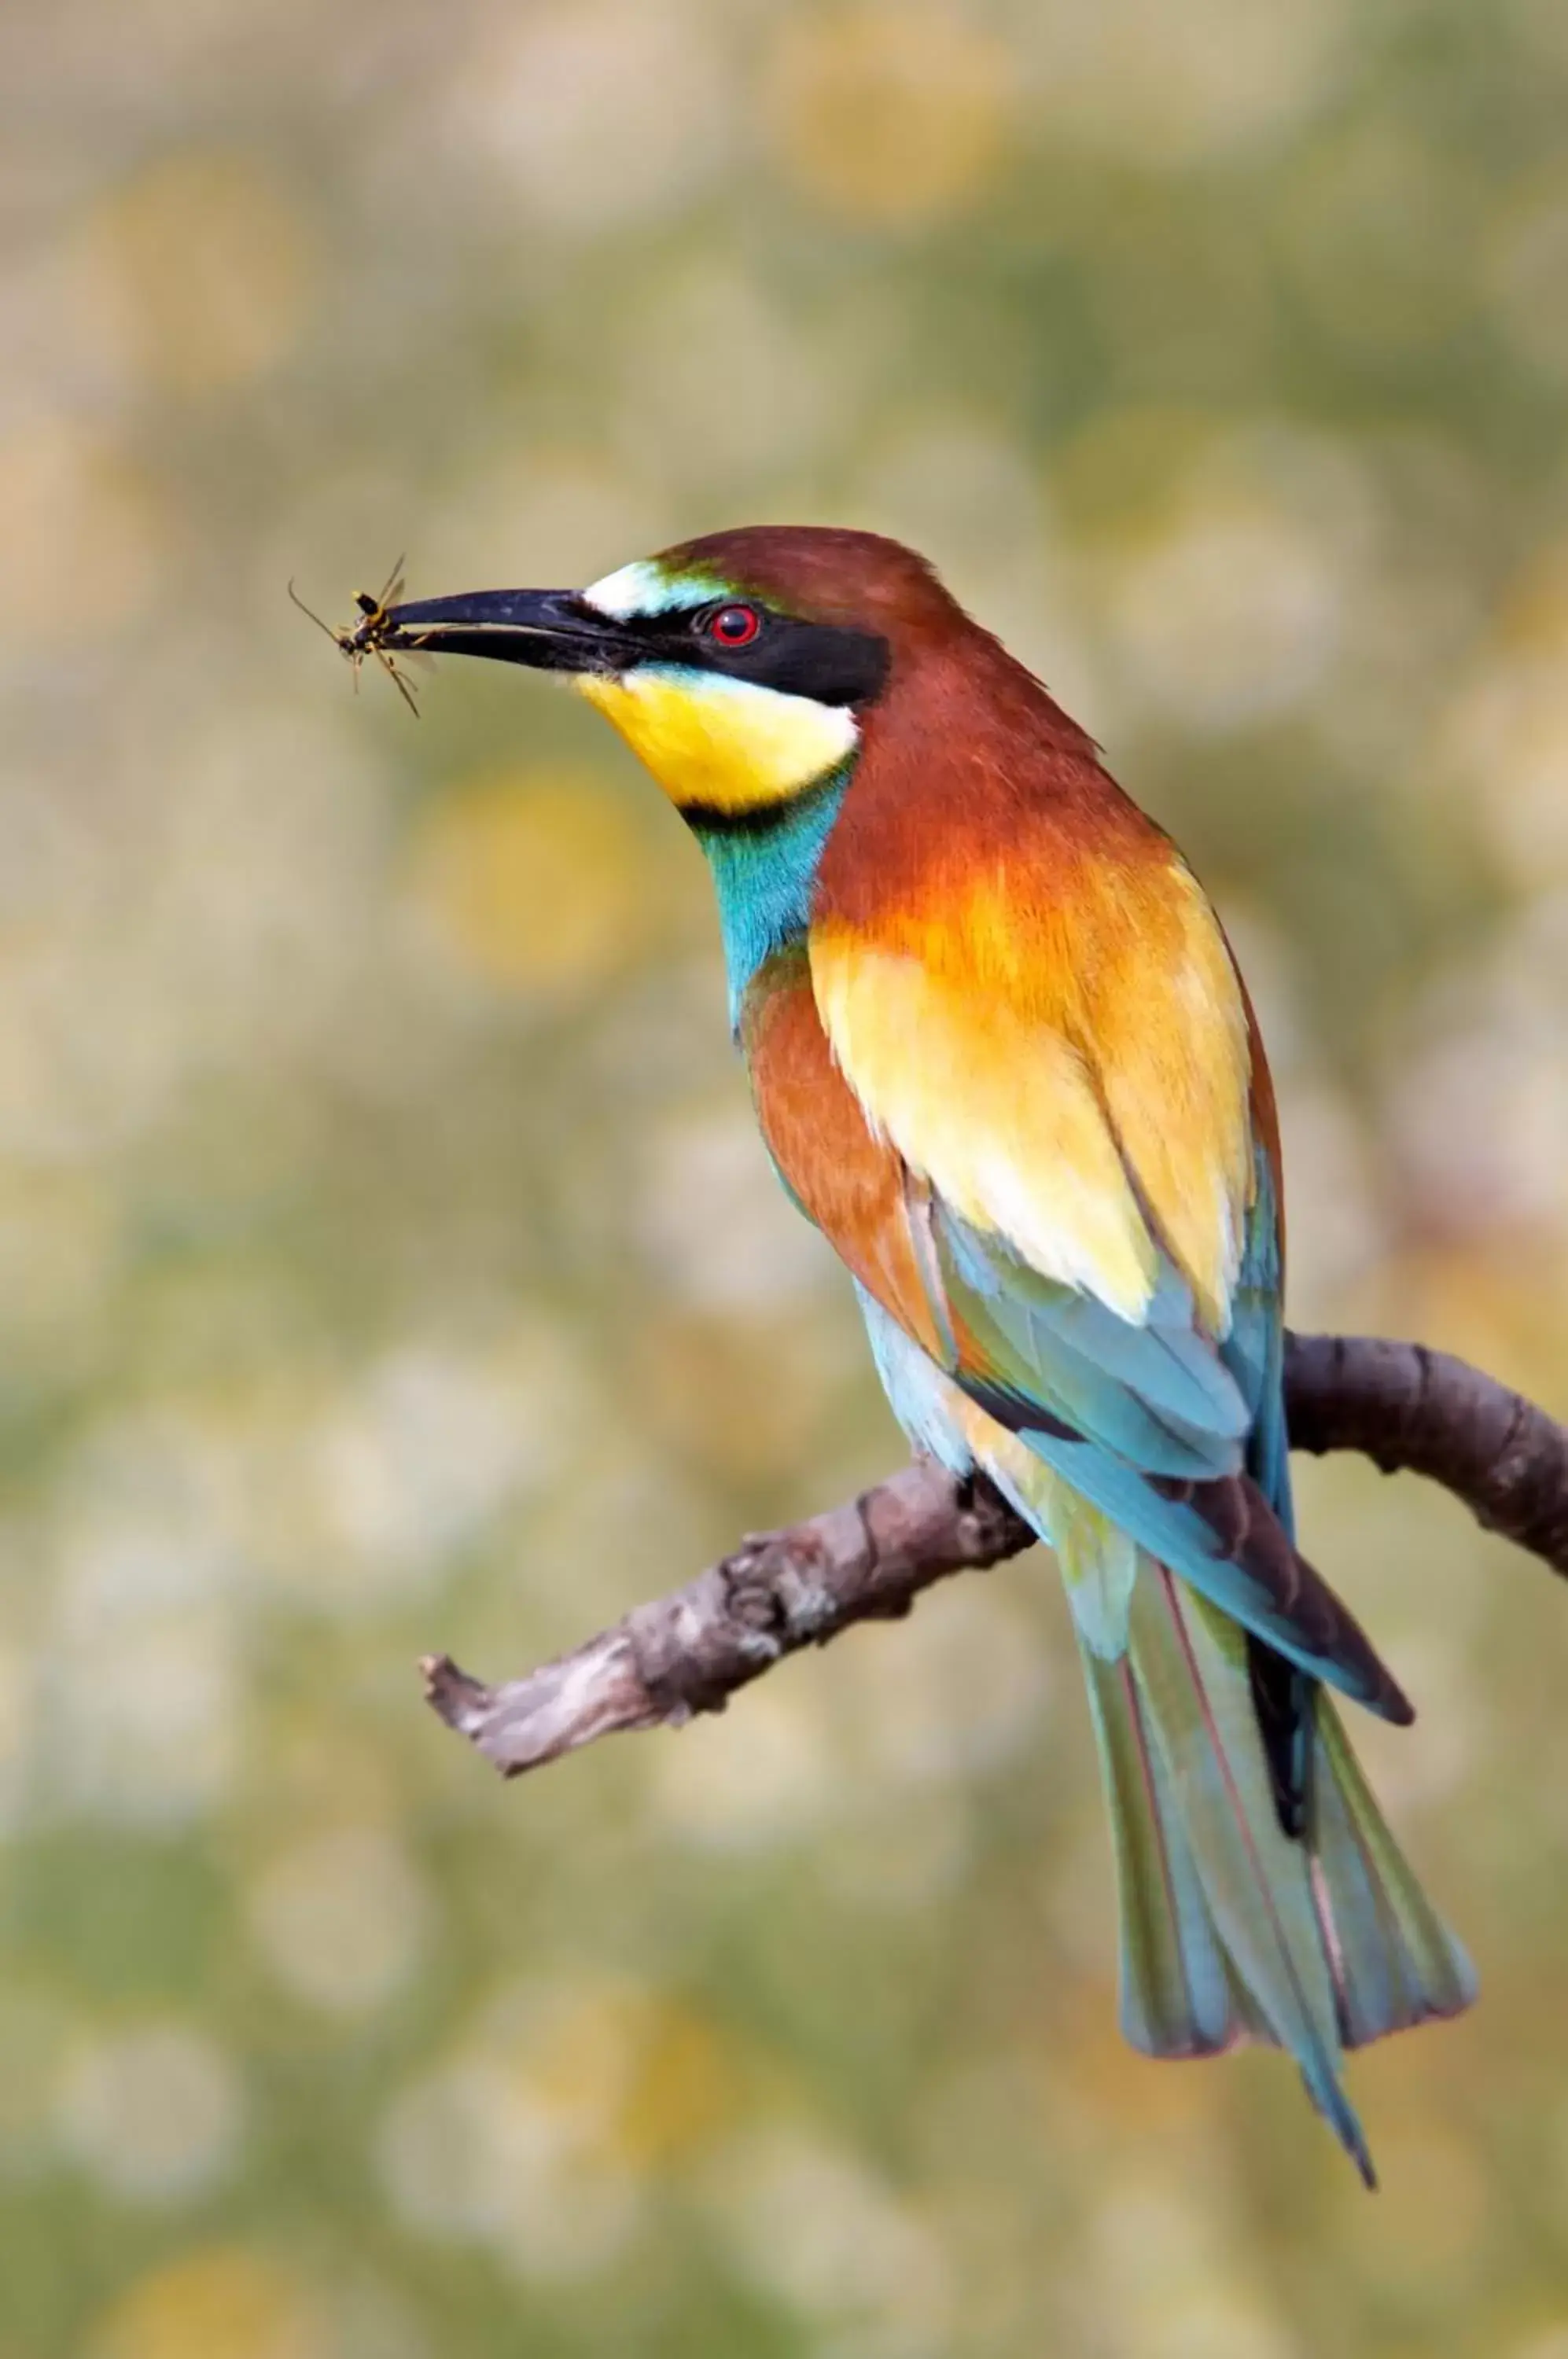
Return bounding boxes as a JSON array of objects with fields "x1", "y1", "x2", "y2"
[{"x1": 366, "y1": 587, "x2": 635, "y2": 675}]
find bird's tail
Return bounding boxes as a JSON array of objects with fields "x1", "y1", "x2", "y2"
[{"x1": 1080, "y1": 1555, "x2": 1476, "y2": 2184}]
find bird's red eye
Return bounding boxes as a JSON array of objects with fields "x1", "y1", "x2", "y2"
[{"x1": 707, "y1": 602, "x2": 761, "y2": 648}]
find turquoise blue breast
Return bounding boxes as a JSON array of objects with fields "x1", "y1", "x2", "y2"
[{"x1": 688, "y1": 762, "x2": 852, "y2": 1025}]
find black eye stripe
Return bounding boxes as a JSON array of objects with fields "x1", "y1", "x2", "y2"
[
  {"x1": 721, "y1": 619, "x2": 889, "y2": 706},
  {"x1": 609, "y1": 601, "x2": 889, "y2": 708}
]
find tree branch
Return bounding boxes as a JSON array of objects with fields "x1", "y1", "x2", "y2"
[{"x1": 421, "y1": 1330, "x2": 1568, "y2": 1779}]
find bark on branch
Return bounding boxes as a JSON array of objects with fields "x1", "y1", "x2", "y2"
[{"x1": 421, "y1": 1330, "x2": 1568, "y2": 1779}]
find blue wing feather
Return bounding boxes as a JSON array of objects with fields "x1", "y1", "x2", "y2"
[
  {"x1": 926, "y1": 1153, "x2": 1404, "y2": 1717},
  {"x1": 1221, "y1": 1146, "x2": 1290, "y2": 1519},
  {"x1": 939, "y1": 1211, "x2": 1250, "y2": 1480}
]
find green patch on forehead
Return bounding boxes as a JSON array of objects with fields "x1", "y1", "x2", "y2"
[{"x1": 580, "y1": 557, "x2": 731, "y2": 620}]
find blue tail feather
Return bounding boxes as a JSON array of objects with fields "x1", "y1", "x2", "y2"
[
  {"x1": 1077, "y1": 1545, "x2": 1472, "y2": 2184},
  {"x1": 852, "y1": 1279, "x2": 1475, "y2": 2185}
]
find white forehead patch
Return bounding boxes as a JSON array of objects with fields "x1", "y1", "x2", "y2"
[{"x1": 580, "y1": 558, "x2": 723, "y2": 620}]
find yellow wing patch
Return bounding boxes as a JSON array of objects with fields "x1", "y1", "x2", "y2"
[
  {"x1": 811, "y1": 927, "x2": 1160, "y2": 1323},
  {"x1": 577, "y1": 668, "x2": 856, "y2": 815},
  {"x1": 810, "y1": 852, "x2": 1253, "y2": 1333},
  {"x1": 1093, "y1": 860, "x2": 1253, "y2": 1330}
]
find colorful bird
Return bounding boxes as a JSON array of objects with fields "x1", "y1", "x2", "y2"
[{"x1": 360, "y1": 527, "x2": 1475, "y2": 2181}]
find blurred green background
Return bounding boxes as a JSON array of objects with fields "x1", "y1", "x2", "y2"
[{"x1": 5, "y1": 2, "x2": 1568, "y2": 2353}]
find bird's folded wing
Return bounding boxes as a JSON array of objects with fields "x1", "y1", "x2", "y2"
[
  {"x1": 808, "y1": 848, "x2": 1255, "y2": 1344},
  {"x1": 804, "y1": 867, "x2": 1410, "y2": 1722}
]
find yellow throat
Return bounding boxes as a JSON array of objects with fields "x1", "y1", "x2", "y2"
[{"x1": 576, "y1": 666, "x2": 858, "y2": 815}]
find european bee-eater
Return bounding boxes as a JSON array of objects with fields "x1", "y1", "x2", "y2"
[{"x1": 362, "y1": 527, "x2": 1474, "y2": 2181}]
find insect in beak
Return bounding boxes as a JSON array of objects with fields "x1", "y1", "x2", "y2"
[{"x1": 288, "y1": 558, "x2": 433, "y2": 718}]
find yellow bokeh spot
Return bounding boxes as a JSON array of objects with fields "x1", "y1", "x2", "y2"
[
  {"x1": 764, "y1": 6, "x2": 1010, "y2": 227},
  {"x1": 407, "y1": 767, "x2": 650, "y2": 996},
  {"x1": 90, "y1": 2249, "x2": 322, "y2": 2359},
  {"x1": 615, "y1": 1999, "x2": 737, "y2": 2169},
  {"x1": 0, "y1": 417, "x2": 165, "y2": 645},
  {"x1": 83, "y1": 151, "x2": 313, "y2": 395},
  {"x1": 527, "y1": 1985, "x2": 738, "y2": 2169},
  {"x1": 1491, "y1": 538, "x2": 1568, "y2": 655}
]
